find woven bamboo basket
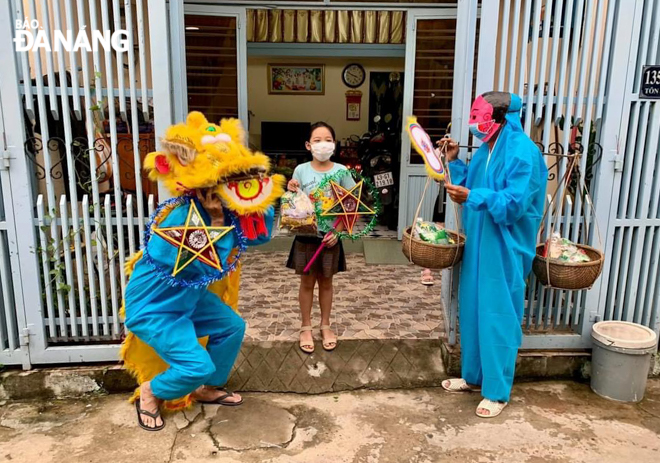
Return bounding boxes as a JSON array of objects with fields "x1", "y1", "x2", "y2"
[
  {"x1": 402, "y1": 227, "x2": 465, "y2": 269},
  {"x1": 532, "y1": 244, "x2": 604, "y2": 290}
]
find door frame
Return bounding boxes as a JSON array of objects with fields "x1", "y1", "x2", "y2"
[
  {"x1": 397, "y1": 8, "x2": 458, "y2": 240},
  {"x1": 0, "y1": 81, "x2": 31, "y2": 369},
  {"x1": 179, "y1": 4, "x2": 249, "y2": 124},
  {"x1": 0, "y1": 3, "x2": 45, "y2": 369},
  {"x1": 173, "y1": 3, "x2": 463, "y2": 240}
]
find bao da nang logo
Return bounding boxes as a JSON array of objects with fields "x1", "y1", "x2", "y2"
[{"x1": 14, "y1": 18, "x2": 129, "y2": 52}]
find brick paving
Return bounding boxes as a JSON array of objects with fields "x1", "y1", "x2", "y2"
[{"x1": 239, "y1": 251, "x2": 445, "y2": 342}]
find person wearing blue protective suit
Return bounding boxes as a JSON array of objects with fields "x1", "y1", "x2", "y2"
[
  {"x1": 124, "y1": 189, "x2": 274, "y2": 430},
  {"x1": 440, "y1": 92, "x2": 548, "y2": 418}
]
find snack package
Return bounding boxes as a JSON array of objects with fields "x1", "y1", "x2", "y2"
[
  {"x1": 279, "y1": 189, "x2": 317, "y2": 235},
  {"x1": 544, "y1": 233, "x2": 591, "y2": 263},
  {"x1": 412, "y1": 218, "x2": 455, "y2": 245}
]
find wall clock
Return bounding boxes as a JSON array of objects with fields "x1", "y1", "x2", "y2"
[{"x1": 342, "y1": 63, "x2": 366, "y2": 88}]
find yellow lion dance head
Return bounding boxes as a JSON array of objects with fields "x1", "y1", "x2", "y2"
[{"x1": 144, "y1": 111, "x2": 284, "y2": 215}]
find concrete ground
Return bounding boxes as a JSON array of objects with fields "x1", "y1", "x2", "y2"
[{"x1": 1, "y1": 381, "x2": 659, "y2": 463}]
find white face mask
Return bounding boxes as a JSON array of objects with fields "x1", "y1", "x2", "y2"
[{"x1": 310, "y1": 141, "x2": 335, "y2": 162}]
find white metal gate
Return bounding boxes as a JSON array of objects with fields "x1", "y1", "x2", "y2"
[
  {"x1": 0, "y1": 0, "x2": 175, "y2": 366},
  {"x1": 596, "y1": 0, "x2": 660, "y2": 335},
  {"x1": 0, "y1": 0, "x2": 657, "y2": 366},
  {"x1": 445, "y1": 0, "x2": 660, "y2": 349}
]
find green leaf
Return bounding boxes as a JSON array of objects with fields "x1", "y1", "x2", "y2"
[{"x1": 57, "y1": 283, "x2": 72, "y2": 293}]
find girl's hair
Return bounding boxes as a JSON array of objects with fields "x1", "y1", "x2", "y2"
[{"x1": 309, "y1": 121, "x2": 336, "y2": 141}]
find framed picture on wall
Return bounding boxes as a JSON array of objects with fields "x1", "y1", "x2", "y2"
[{"x1": 268, "y1": 65, "x2": 325, "y2": 95}]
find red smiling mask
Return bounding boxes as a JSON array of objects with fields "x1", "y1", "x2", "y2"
[{"x1": 468, "y1": 95, "x2": 502, "y2": 142}]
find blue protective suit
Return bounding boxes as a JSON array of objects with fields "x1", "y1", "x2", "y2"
[
  {"x1": 448, "y1": 94, "x2": 547, "y2": 402},
  {"x1": 124, "y1": 200, "x2": 274, "y2": 400}
]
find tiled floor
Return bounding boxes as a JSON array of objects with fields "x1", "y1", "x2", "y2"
[{"x1": 239, "y1": 251, "x2": 445, "y2": 342}]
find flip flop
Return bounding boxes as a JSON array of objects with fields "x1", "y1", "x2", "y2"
[
  {"x1": 476, "y1": 399, "x2": 508, "y2": 418},
  {"x1": 135, "y1": 398, "x2": 165, "y2": 432},
  {"x1": 196, "y1": 389, "x2": 244, "y2": 407}
]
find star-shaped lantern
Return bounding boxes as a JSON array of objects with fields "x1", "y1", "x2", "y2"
[
  {"x1": 320, "y1": 180, "x2": 376, "y2": 234},
  {"x1": 153, "y1": 201, "x2": 234, "y2": 276}
]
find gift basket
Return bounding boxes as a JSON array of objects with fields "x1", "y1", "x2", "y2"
[
  {"x1": 532, "y1": 233, "x2": 603, "y2": 290},
  {"x1": 278, "y1": 189, "x2": 318, "y2": 236},
  {"x1": 401, "y1": 118, "x2": 465, "y2": 269},
  {"x1": 532, "y1": 155, "x2": 604, "y2": 290},
  {"x1": 402, "y1": 218, "x2": 465, "y2": 269}
]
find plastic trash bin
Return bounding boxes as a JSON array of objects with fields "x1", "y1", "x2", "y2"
[{"x1": 591, "y1": 321, "x2": 657, "y2": 403}]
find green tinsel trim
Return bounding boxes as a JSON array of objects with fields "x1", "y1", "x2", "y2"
[{"x1": 312, "y1": 168, "x2": 381, "y2": 241}]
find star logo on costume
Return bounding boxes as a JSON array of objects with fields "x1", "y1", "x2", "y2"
[
  {"x1": 153, "y1": 200, "x2": 234, "y2": 276},
  {"x1": 320, "y1": 180, "x2": 376, "y2": 234}
]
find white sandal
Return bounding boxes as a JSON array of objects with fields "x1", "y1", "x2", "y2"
[
  {"x1": 441, "y1": 378, "x2": 481, "y2": 393},
  {"x1": 476, "y1": 399, "x2": 508, "y2": 418},
  {"x1": 320, "y1": 325, "x2": 337, "y2": 351},
  {"x1": 299, "y1": 326, "x2": 314, "y2": 354}
]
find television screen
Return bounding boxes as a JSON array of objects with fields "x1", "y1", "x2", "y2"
[{"x1": 261, "y1": 122, "x2": 311, "y2": 154}]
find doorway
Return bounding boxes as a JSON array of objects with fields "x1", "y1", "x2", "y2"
[
  {"x1": 179, "y1": 4, "x2": 459, "y2": 343},
  {"x1": 181, "y1": 5, "x2": 459, "y2": 241}
]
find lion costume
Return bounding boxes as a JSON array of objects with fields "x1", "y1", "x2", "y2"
[{"x1": 120, "y1": 112, "x2": 284, "y2": 411}]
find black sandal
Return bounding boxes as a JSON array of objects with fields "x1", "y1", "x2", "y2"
[
  {"x1": 196, "y1": 389, "x2": 244, "y2": 406},
  {"x1": 135, "y1": 398, "x2": 166, "y2": 431}
]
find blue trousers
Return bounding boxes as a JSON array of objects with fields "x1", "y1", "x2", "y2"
[
  {"x1": 459, "y1": 284, "x2": 523, "y2": 403},
  {"x1": 458, "y1": 238, "x2": 525, "y2": 403},
  {"x1": 125, "y1": 285, "x2": 245, "y2": 401}
]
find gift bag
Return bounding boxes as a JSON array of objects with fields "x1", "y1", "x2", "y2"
[{"x1": 279, "y1": 189, "x2": 318, "y2": 236}]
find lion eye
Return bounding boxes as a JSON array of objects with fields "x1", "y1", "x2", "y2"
[{"x1": 207, "y1": 126, "x2": 216, "y2": 132}]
